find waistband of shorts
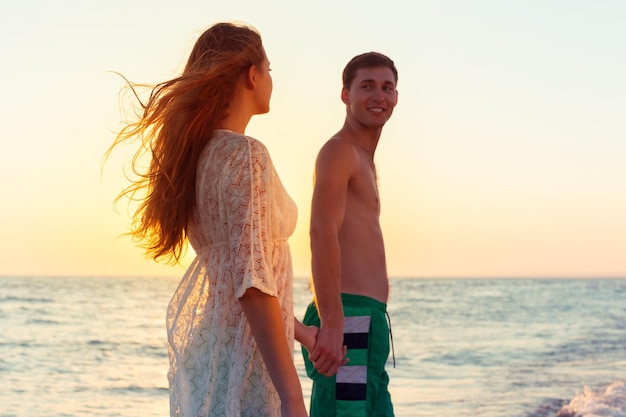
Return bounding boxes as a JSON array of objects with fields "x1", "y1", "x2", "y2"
[{"x1": 341, "y1": 293, "x2": 387, "y2": 312}]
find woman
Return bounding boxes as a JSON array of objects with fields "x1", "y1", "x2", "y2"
[{"x1": 109, "y1": 22, "x2": 315, "y2": 416}]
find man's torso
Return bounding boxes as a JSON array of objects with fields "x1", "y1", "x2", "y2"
[{"x1": 339, "y1": 146, "x2": 388, "y2": 302}]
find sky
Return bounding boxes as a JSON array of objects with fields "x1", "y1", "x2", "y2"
[{"x1": 1, "y1": 0, "x2": 624, "y2": 279}]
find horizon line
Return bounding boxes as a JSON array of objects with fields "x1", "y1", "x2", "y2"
[{"x1": 1, "y1": 274, "x2": 625, "y2": 280}]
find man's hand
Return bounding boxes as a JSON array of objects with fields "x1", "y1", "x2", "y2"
[{"x1": 308, "y1": 324, "x2": 348, "y2": 376}]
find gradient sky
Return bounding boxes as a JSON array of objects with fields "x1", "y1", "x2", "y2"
[{"x1": 1, "y1": 0, "x2": 624, "y2": 278}]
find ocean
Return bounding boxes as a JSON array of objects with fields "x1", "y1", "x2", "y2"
[{"x1": 1, "y1": 276, "x2": 625, "y2": 417}]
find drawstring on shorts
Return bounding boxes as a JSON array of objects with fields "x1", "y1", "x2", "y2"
[{"x1": 385, "y1": 311, "x2": 396, "y2": 368}]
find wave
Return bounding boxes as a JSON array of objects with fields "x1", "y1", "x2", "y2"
[
  {"x1": 106, "y1": 385, "x2": 169, "y2": 395},
  {"x1": 0, "y1": 295, "x2": 53, "y2": 303},
  {"x1": 557, "y1": 380, "x2": 626, "y2": 417},
  {"x1": 27, "y1": 318, "x2": 60, "y2": 325}
]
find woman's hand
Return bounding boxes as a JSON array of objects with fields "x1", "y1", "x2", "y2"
[{"x1": 295, "y1": 321, "x2": 319, "y2": 354}]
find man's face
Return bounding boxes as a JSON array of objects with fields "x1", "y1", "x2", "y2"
[{"x1": 342, "y1": 66, "x2": 398, "y2": 129}]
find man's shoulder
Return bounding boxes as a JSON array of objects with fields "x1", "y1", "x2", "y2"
[
  {"x1": 318, "y1": 136, "x2": 360, "y2": 160},
  {"x1": 313, "y1": 138, "x2": 361, "y2": 186}
]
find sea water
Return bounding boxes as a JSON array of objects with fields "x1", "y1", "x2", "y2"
[{"x1": 1, "y1": 276, "x2": 625, "y2": 417}]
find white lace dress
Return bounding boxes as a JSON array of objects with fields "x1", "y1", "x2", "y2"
[{"x1": 166, "y1": 130, "x2": 298, "y2": 417}]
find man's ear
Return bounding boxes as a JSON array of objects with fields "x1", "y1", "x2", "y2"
[
  {"x1": 340, "y1": 87, "x2": 349, "y2": 105},
  {"x1": 246, "y1": 65, "x2": 257, "y2": 89}
]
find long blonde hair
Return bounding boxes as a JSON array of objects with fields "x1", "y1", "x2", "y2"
[{"x1": 107, "y1": 23, "x2": 264, "y2": 264}]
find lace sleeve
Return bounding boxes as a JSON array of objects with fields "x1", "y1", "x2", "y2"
[{"x1": 221, "y1": 138, "x2": 277, "y2": 299}]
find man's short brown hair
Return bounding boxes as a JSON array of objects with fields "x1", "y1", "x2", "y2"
[{"x1": 342, "y1": 52, "x2": 398, "y2": 89}]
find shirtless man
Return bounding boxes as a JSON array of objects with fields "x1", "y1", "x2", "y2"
[{"x1": 302, "y1": 52, "x2": 398, "y2": 417}]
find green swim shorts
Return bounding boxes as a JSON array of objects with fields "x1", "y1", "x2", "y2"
[{"x1": 301, "y1": 293, "x2": 395, "y2": 417}]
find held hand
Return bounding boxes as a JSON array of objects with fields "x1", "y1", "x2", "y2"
[
  {"x1": 308, "y1": 325, "x2": 349, "y2": 377},
  {"x1": 300, "y1": 325, "x2": 319, "y2": 354}
]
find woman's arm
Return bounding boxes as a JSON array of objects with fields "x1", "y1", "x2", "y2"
[{"x1": 240, "y1": 287, "x2": 308, "y2": 417}]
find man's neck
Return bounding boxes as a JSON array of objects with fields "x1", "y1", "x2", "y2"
[{"x1": 339, "y1": 120, "x2": 382, "y2": 156}]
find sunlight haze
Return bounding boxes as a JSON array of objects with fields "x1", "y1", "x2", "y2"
[{"x1": 1, "y1": 0, "x2": 624, "y2": 278}]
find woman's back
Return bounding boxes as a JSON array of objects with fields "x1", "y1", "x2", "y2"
[{"x1": 167, "y1": 129, "x2": 298, "y2": 417}]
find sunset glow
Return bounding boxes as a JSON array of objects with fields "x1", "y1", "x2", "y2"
[{"x1": 1, "y1": 0, "x2": 624, "y2": 278}]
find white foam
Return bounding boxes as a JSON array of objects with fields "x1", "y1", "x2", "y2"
[{"x1": 558, "y1": 380, "x2": 626, "y2": 417}]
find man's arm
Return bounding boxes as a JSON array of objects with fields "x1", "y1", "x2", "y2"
[{"x1": 307, "y1": 139, "x2": 357, "y2": 376}]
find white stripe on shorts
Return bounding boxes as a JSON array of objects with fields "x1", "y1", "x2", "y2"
[
  {"x1": 336, "y1": 365, "x2": 367, "y2": 384},
  {"x1": 344, "y1": 315, "x2": 371, "y2": 334}
]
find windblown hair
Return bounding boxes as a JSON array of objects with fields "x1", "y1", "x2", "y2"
[
  {"x1": 107, "y1": 22, "x2": 264, "y2": 264},
  {"x1": 342, "y1": 52, "x2": 398, "y2": 89}
]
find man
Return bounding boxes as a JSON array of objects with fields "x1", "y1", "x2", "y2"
[{"x1": 302, "y1": 52, "x2": 398, "y2": 417}]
